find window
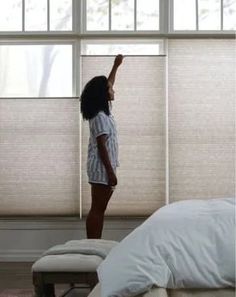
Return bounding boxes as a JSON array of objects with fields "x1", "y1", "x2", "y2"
[
  {"x1": 168, "y1": 39, "x2": 235, "y2": 201},
  {"x1": 0, "y1": 98, "x2": 80, "y2": 216},
  {"x1": 0, "y1": 0, "x2": 22, "y2": 31},
  {"x1": 81, "y1": 39, "x2": 165, "y2": 56},
  {"x1": 0, "y1": 1, "x2": 235, "y2": 217},
  {"x1": 85, "y1": 0, "x2": 160, "y2": 31},
  {"x1": 173, "y1": 0, "x2": 236, "y2": 31},
  {"x1": 223, "y1": 0, "x2": 236, "y2": 30},
  {"x1": 0, "y1": 43, "x2": 73, "y2": 97},
  {"x1": 81, "y1": 54, "x2": 166, "y2": 215},
  {"x1": 173, "y1": 0, "x2": 197, "y2": 30},
  {"x1": 0, "y1": 0, "x2": 76, "y2": 217},
  {"x1": 198, "y1": 0, "x2": 221, "y2": 30},
  {"x1": 50, "y1": 0, "x2": 73, "y2": 31},
  {"x1": 25, "y1": 0, "x2": 48, "y2": 31},
  {"x1": 0, "y1": 0, "x2": 73, "y2": 32}
]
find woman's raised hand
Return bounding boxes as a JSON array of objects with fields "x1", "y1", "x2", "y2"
[{"x1": 114, "y1": 54, "x2": 124, "y2": 67}]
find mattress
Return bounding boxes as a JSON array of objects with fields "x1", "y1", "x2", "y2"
[
  {"x1": 88, "y1": 283, "x2": 235, "y2": 297},
  {"x1": 167, "y1": 288, "x2": 235, "y2": 297}
]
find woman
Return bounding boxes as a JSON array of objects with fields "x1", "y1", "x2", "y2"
[{"x1": 80, "y1": 54, "x2": 123, "y2": 238}]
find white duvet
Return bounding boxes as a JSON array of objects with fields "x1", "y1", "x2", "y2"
[{"x1": 97, "y1": 198, "x2": 235, "y2": 297}]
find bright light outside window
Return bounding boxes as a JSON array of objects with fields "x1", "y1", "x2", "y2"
[
  {"x1": 85, "y1": 0, "x2": 160, "y2": 31},
  {"x1": 0, "y1": 45, "x2": 72, "y2": 97},
  {"x1": 25, "y1": 0, "x2": 47, "y2": 31},
  {"x1": 50, "y1": 0, "x2": 72, "y2": 31},
  {"x1": 81, "y1": 40, "x2": 165, "y2": 56},
  {"x1": 86, "y1": 0, "x2": 109, "y2": 31},
  {"x1": 137, "y1": 0, "x2": 159, "y2": 30},
  {"x1": 174, "y1": 0, "x2": 196, "y2": 30},
  {"x1": 111, "y1": 0, "x2": 134, "y2": 30},
  {"x1": 0, "y1": 0, "x2": 22, "y2": 31},
  {"x1": 223, "y1": 0, "x2": 236, "y2": 30},
  {"x1": 198, "y1": 0, "x2": 221, "y2": 30}
]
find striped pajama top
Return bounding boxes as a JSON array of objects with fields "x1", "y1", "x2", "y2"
[{"x1": 87, "y1": 111, "x2": 119, "y2": 185}]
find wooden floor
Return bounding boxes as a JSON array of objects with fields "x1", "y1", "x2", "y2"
[
  {"x1": 0, "y1": 262, "x2": 89, "y2": 296},
  {"x1": 0, "y1": 262, "x2": 35, "y2": 290}
]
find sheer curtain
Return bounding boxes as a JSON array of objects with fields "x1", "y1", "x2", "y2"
[{"x1": 81, "y1": 56, "x2": 166, "y2": 216}]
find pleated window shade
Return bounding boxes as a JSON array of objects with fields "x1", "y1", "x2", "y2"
[
  {"x1": 81, "y1": 57, "x2": 166, "y2": 216},
  {"x1": 0, "y1": 99, "x2": 80, "y2": 215},
  {"x1": 1, "y1": 40, "x2": 234, "y2": 217},
  {"x1": 168, "y1": 39, "x2": 235, "y2": 202}
]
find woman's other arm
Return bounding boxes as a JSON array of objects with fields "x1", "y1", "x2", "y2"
[{"x1": 97, "y1": 134, "x2": 117, "y2": 186}]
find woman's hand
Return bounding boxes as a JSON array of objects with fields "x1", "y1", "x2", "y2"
[
  {"x1": 114, "y1": 54, "x2": 123, "y2": 68},
  {"x1": 107, "y1": 170, "x2": 118, "y2": 186}
]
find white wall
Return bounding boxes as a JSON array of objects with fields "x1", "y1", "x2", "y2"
[{"x1": 0, "y1": 218, "x2": 144, "y2": 261}]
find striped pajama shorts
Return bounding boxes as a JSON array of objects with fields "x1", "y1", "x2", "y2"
[{"x1": 87, "y1": 166, "x2": 116, "y2": 187}]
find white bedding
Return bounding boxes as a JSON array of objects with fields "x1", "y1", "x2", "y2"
[
  {"x1": 88, "y1": 284, "x2": 168, "y2": 297},
  {"x1": 167, "y1": 288, "x2": 235, "y2": 297},
  {"x1": 88, "y1": 284, "x2": 235, "y2": 297},
  {"x1": 97, "y1": 198, "x2": 235, "y2": 297}
]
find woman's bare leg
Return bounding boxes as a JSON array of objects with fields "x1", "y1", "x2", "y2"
[{"x1": 86, "y1": 184, "x2": 114, "y2": 239}]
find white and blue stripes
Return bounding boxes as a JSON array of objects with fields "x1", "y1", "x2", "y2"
[{"x1": 87, "y1": 111, "x2": 119, "y2": 185}]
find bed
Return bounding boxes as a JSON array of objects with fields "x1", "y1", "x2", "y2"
[
  {"x1": 89, "y1": 284, "x2": 235, "y2": 297},
  {"x1": 90, "y1": 198, "x2": 235, "y2": 297}
]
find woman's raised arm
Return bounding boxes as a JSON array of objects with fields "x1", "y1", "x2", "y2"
[{"x1": 107, "y1": 54, "x2": 124, "y2": 86}]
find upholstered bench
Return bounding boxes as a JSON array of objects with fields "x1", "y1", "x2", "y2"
[{"x1": 32, "y1": 239, "x2": 117, "y2": 297}]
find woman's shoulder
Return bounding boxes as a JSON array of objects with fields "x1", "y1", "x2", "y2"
[
  {"x1": 97, "y1": 110, "x2": 108, "y2": 116},
  {"x1": 93, "y1": 111, "x2": 110, "y2": 120},
  {"x1": 89, "y1": 111, "x2": 110, "y2": 125}
]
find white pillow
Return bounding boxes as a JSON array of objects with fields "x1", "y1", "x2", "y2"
[{"x1": 97, "y1": 198, "x2": 235, "y2": 297}]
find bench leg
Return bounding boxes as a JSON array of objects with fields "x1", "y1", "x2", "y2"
[
  {"x1": 87, "y1": 273, "x2": 98, "y2": 291},
  {"x1": 33, "y1": 283, "x2": 55, "y2": 297},
  {"x1": 44, "y1": 284, "x2": 56, "y2": 297},
  {"x1": 33, "y1": 272, "x2": 55, "y2": 297}
]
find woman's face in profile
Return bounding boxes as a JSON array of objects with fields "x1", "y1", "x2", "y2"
[{"x1": 107, "y1": 81, "x2": 115, "y2": 101}]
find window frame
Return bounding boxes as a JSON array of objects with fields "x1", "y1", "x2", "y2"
[
  {"x1": 0, "y1": 0, "x2": 76, "y2": 35},
  {"x1": 169, "y1": 0, "x2": 236, "y2": 34},
  {"x1": 0, "y1": 0, "x2": 234, "y2": 37},
  {"x1": 81, "y1": 0, "x2": 163, "y2": 34},
  {"x1": 0, "y1": 0, "x2": 234, "y2": 219}
]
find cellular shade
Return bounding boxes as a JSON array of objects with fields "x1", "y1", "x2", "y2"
[
  {"x1": 168, "y1": 39, "x2": 235, "y2": 201},
  {"x1": 81, "y1": 56, "x2": 166, "y2": 216},
  {"x1": 0, "y1": 99, "x2": 80, "y2": 216}
]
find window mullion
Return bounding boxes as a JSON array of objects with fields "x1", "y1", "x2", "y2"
[
  {"x1": 134, "y1": 0, "x2": 137, "y2": 31},
  {"x1": 47, "y1": 0, "x2": 50, "y2": 31},
  {"x1": 80, "y1": 0, "x2": 86, "y2": 33},
  {"x1": 22, "y1": 0, "x2": 25, "y2": 32},
  {"x1": 196, "y1": 0, "x2": 199, "y2": 30},
  {"x1": 109, "y1": 0, "x2": 112, "y2": 31},
  {"x1": 164, "y1": 0, "x2": 170, "y2": 33},
  {"x1": 221, "y1": 0, "x2": 223, "y2": 30}
]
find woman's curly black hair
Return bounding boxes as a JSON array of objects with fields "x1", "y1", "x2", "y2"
[{"x1": 80, "y1": 75, "x2": 111, "y2": 120}]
